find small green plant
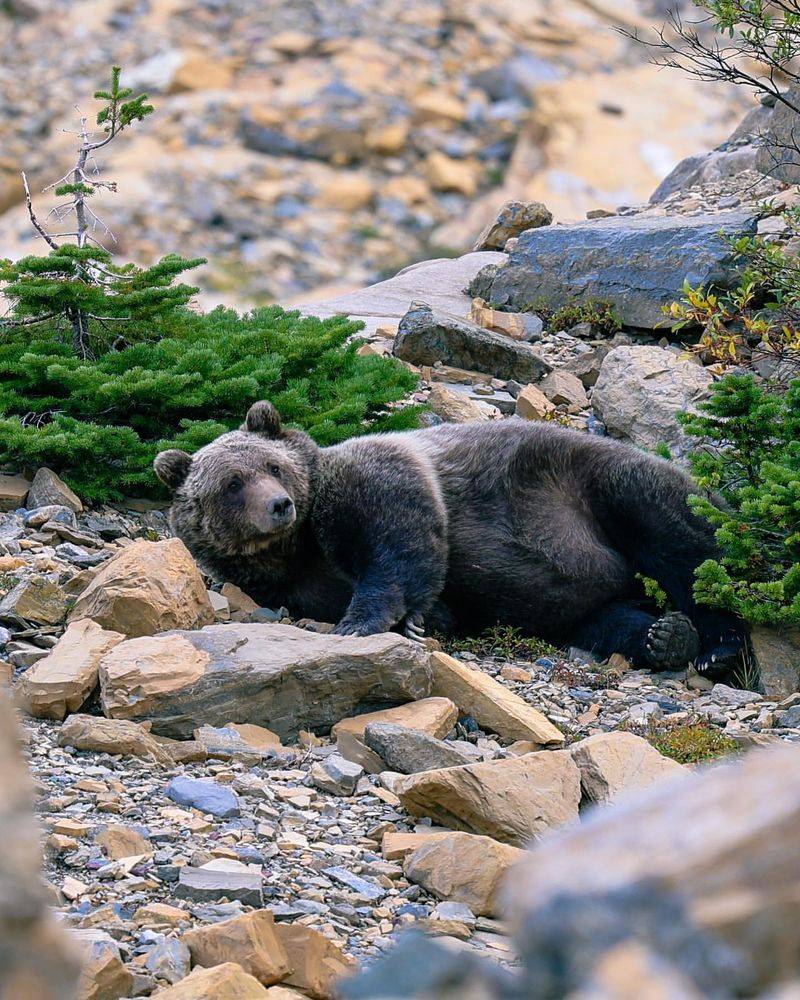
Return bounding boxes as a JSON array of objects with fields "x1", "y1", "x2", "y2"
[
  {"x1": 520, "y1": 298, "x2": 622, "y2": 337},
  {"x1": 681, "y1": 375, "x2": 800, "y2": 630},
  {"x1": 637, "y1": 574, "x2": 670, "y2": 611},
  {"x1": 0, "y1": 67, "x2": 203, "y2": 359},
  {"x1": 441, "y1": 626, "x2": 561, "y2": 662},
  {"x1": 647, "y1": 721, "x2": 739, "y2": 765}
]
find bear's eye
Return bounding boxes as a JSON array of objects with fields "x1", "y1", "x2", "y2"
[
  {"x1": 226, "y1": 476, "x2": 243, "y2": 494},
  {"x1": 269, "y1": 464, "x2": 281, "y2": 477}
]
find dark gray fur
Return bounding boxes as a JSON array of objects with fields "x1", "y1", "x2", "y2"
[{"x1": 155, "y1": 401, "x2": 743, "y2": 674}]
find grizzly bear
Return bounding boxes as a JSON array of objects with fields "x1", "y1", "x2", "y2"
[{"x1": 155, "y1": 400, "x2": 743, "y2": 675}]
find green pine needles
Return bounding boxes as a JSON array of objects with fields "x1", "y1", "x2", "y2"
[
  {"x1": 681, "y1": 375, "x2": 800, "y2": 630},
  {"x1": 0, "y1": 67, "x2": 421, "y2": 500}
]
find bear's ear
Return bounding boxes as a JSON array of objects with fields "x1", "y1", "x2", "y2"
[
  {"x1": 244, "y1": 400, "x2": 282, "y2": 438},
  {"x1": 154, "y1": 449, "x2": 192, "y2": 491}
]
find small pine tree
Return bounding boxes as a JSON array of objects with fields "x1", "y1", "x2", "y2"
[
  {"x1": 681, "y1": 375, "x2": 800, "y2": 629},
  {"x1": 0, "y1": 67, "x2": 203, "y2": 358}
]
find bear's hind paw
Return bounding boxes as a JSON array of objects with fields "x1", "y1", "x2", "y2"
[{"x1": 645, "y1": 612, "x2": 700, "y2": 671}]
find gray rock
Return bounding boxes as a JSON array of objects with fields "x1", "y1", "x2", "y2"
[
  {"x1": 756, "y1": 85, "x2": 800, "y2": 182},
  {"x1": 363, "y1": 723, "x2": 475, "y2": 774},
  {"x1": 323, "y1": 865, "x2": 387, "y2": 901},
  {"x1": 174, "y1": 865, "x2": 262, "y2": 907},
  {"x1": 165, "y1": 776, "x2": 240, "y2": 818},
  {"x1": 100, "y1": 623, "x2": 432, "y2": 741},
  {"x1": 473, "y1": 211, "x2": 759, "y2": 329},
  {"x1": 394, "y1": 302, "x2": 552, "y2": 383},
  {"x1": 26, "y1": 467, "x2": 83, "y2": 513},
  {"x1": 310, "y1": 753, "x2": 364, "y2": 795},
  {"x1": 592, "y1": 345, "x2": 713, "y2": 452},
  {"x1": 144, "y1": 933, "x2": 191, "y2": 984},
  {"x1": 774, "y1": 705, "x2": 800, "y2": 728},
  {"x1": 24, "y1": 505, "x2": 76, "y2": 528},
  {"x1": 750, "y1": 626, "x2": 800, "y2": 699},
  {"x1": 473, "y1": 200, "x2": 553, "y2": 251},
  {"x1": 431, "y1": 900, "x2": 477, "y2": 928},
  {"x1": 710, "y1": 684, "x2": 762, "y2": 707},
  {"x1": 54, "y1": 542, "x2": 108, "y2": 567}
]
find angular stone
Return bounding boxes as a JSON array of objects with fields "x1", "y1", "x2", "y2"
[
  {"x1": 395, "y1": 302, "x2": 551, "y2": 383},
  {"x1": 145, "y1": 933, "x2": 191, "y2": 985},
  {"x1": 165, "y1": 776, "x2": 240, "y2": 818},
  {"x1": 149, "y1": 962, "x2": 272, "y2": 999},
  {"x1": 133, "y1": 902, "x2": 187, "y2": 928},
  {"x1": 505, "y1": 746, "x2": 800, "y2": 989},
  {"x1": 273, "y1": 923, "x2": 358, "y2": 1000},
  {"x1": 477, "y1": 211, "x2": 758, "y2": 329},
  {"x1": 425, "y1": 151, "x2": 478, "y2": 196},
  {"x1": 593, "y1": 346, "x2": 713, "y2": 453},
  {"x1": 473, "y1": 200, "x2": 553, "y2": 252},
  {"x1": 323, "y1": 866, "x2": 386, "y2": 901},
  {"x1": 427, "y1": 384, "x2": 494, "y2": 423},
  {"x1": 0, "y1": 574, "x2": 68, "y2": 625},
  {"x1": 750, "y1": 626, "x2": 800, "y2": 699},
  {"x1": 15, "y1": 619, "x2": 125, "y2": 720},
  {"x1": 310, "y1": 754, "x2": 364, "y2": 796},
  {"x1": 333, "y1": 697, "x2": 458, "y2": 774},
  {"x1": 225, "y1": 722, "x2": 283, "y2": 750},
  {"x1": 364, "y1": 723, "x2": 474, "y2": 774},
  {"x1": 469, "y1": 299, "x2": 543, "y2": 341},
  {"x1": 183, "y1": 910, "x2": 290, "y2": 986},
  {"x1": 404, "y1": 831, "x2": 525, "y2": 916},
  {"x1": 569, "y1": 731, "x2": 687, "y2": 806},
  {"x1": 430, "y1": 651, "x2": 563, "y2": 745},
  {"x1": 57, "y1": 714, "x2": 176, "y2": 765},
  {"x1": 95, "y1": 823, "x2": 153, "y2": 861},
  {"x1": 515, "y1": 383, "x2": 555, "y2": 420},
  {"x1": 396, "y1": 750, "x2": 581, "y2": 846},
  {"x1": 174, "y1": 864, "x2": 263, "y2": 907},
  {"x1": 27, "y1": 467, "x2": 83, "y2": 513},
  {"x1": 72, "y1": 928, "x2": 133, "y2": 1000},
  {"x1": 99, "y1": 624, "x2": 432, "y2": 740},
  {"x1": 381, "y1": 830, "x2": 453, "y2": 862},
  {"x1": 193, "y1": 725, "x2": 281, "y2": 761},
  {"x1": 221, "y1": 583, "x2": 260, "y2": 614},
  {"x1": 540, "y1": 370, "x2": 588, "y2": 412},
  {"x1": 756, "y1": 84, "x2": 800, "y2": 183},
  {"x1": 70, "y1": 538, "x2": 215, "y2": 637},
  {"x1": 0, "y1": 473, "x2": 30, "y2": 512}
]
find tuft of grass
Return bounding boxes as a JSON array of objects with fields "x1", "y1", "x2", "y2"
[
  {"x1": 648, "y1": 721, "x2": 740, "y2": 765},
  {"x1": 519, "y1": 298, "x2": 622, "y2": 336},
  {"x1": 439, "y1": 625, "x2": 561, "y2": 662}
]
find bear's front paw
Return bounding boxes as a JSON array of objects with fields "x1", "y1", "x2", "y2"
[
  {"x1": 332, "y1": 618, "x2": 377, "y2": 638},
  {"x1": 644, "y1": 612, "x2": 700, "y2": 671},
  {"x1": 402, "y1": 614, "x2": 426, "y2": 645}
]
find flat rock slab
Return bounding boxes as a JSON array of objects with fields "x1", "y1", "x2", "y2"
[
  {"x1": 394, "y1": 302, "x2": 551, "y2": 383},
  {"x1": 364, "y1": 722, "x2": 475, "y2": 774},
  {"x1": 99, "y1": 623, "x2": 432, "y2": 740},
  {"x1": 303, "y1": 252, "x2": 506, "y2": 335},
  {"x1": 174, "y1": 866, "x2": 263, "y2": 907},
  {"x1": 165, "y1": 776, "x2": 240, "y2": 818},
  {"x1": 475, "y1": 211, "x2": 759, "y2": 329}
]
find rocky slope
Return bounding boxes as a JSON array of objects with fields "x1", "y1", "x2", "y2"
[{"x1": 0, "y1": 0, "x2": 748, "y2": 307}]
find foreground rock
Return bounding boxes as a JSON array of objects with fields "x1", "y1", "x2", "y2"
[
  {"x1": 430, "y1": 651, "x2": 563, "y2": 745},
  {"x1": 99, "y1": 623, "x2": 431, "y2": 740},
  {"x1": 404, "y1": 831, "x2": 525, "y2": 917},
  {"x1": 569, "y1": 731, "x2": 687, "y2": 805},
  {"x1": 15, "y1": 618, "x2": 124, "y2": 720},
  {"x1": 394, "y1": 302, "x2": 551, "y2": 383},
  {"x1": 183, "y1": 910, "x2": 290, "y2": 986},
  {"x1": 70, "y1": 538, "x2": 215, "y2": 637},
  {"x1": 274, "y1": 924, "x2": 358, "y2": 999},
  {"x1": 0, "y1": 691, "x2": 80, "y2": 998},
  {"x1": 151, "y1": 962, "x2": 271, "y2": 999},
  {"x1": 473, "y1": 211, "x2": 758, "y2": 329},
  {"x1": 593, "y1": 345, "x2": 713, "y2": 452},
  {"x1": 396, "y1": 751, "x2": 580, "y2": 845},
  {"x1": 72, "y1": 928, "x2": 133, "y2": 1000}
]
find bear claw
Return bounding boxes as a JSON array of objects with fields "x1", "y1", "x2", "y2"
[{"x1": 644, "y1": 612, "x2": 701, "y2": 671}]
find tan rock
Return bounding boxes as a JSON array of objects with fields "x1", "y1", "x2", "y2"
[
  {"x1": 132, "y1": 902, "x2": 187, "y2": 927},
  {"x1": 581, "y1": 941, "x2": 704, "y2": 999},
  {"x1": 73, "y1": 928, "x2": 133, "y2": 1000},
  {"x1": 383, "y1": 175, "x2": 430, "y2": 204},
  {"x1": 167, "y1": 50, "x2": 234, "y2": 93},
  {"x1": 183, "y1": 910, "x2": 290, "y2": 986},
  {"x1": 221, "y1": 583, "x2": 260, "y2": 614},
  {"x1": 428, "y1": 384, "x2": 495, "y2": 424},
  {"x1": 569, "y1": 731, "x2": 687, "y2": 806},
  {"x1": 473, "y1": 200, "x2": 553, "y2": 252},
  {"x1": 269, "y1": 30, "x2": 316, "y2": 55},
  {"x1": 381, "y1": 830, "x2": 452, "y2": 862},
  {"x1": 430, "y1": 651, "x2": 563, "y2": 745},
  {"x1": 0, "y1": 693, "x2": 86, "y2": 1000},
  {"x1": 264, "y1": 988, "x2": 310, "y2": 1000},
  {"x1": 15, "y1": 619, "x2": 125, "y2": 720},
  {"x1": 95, "y1": 824, "x2": 153, "y2": 861},
  {"x1": 225, "y1": 723, "x2": 283, "y2": 751},
  {"x1": 0, "y1": 660, "x2": 13, "y2": 687},
  {"x1": 70, "y1": 538, "x2": 215, "y2": 637},
  {"x1": 413, "y1": 90, "x2": 467, "y2": 124},
  {"x1": 540, "y1": 370, "x2": 589, "y2": 413},
  {"x1": 515, "y1": 383, "x2": 556, "y2": 420},
  {"x1": 396, "y1": 750, "x2": 580, "y2": 846},
  {"x1": 0, "y1": 472, "x2": 30, "y2": 512},
  {"x1": 425, "y1": 151, "x2": 479, "y2": 196},
  {"x1": 469, "y1": 300, "x2": 534, "y2": 341},
  {"x1": 315, "y1": 174, "x2": 375, "y2": 211},
  {"x1": 99, "y1": 634, "x2": 210, "y2": 718},
  {"x1": 273, "y1": 923, "x2": 358, "y2": 1000},
  {"x1": 333, "y1": 697, "x2": 457, "y2": 774},
  {"x1": 0, "y1": 574, "x2": 68, "y2": 625},
  {"x1": 366, "y1": 121, "x2": 409, "y2": 155},
  {"x1": 57, "y1": 714, "x2": 176, "y2": 766},
  {"x1": 404, "y1": 831, "x2": 525, "y2": 916},
  {"x1": 150, "y1": 962, "x2": 271, "y2": 999}
]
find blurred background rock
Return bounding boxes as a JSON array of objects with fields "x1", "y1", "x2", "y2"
[{"x1": 0, "y1": 0, "x2": 748, "y2": 310}]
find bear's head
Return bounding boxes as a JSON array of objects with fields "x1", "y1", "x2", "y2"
[{"x1": 154, "y1": 401, "x2": 318, "y2": 560}]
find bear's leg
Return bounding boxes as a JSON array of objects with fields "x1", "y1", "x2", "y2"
[{"x1": 570, "y1": 600, "x2": 700, "y2": 671}]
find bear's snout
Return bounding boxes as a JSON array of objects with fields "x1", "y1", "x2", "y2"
[{"x1": 268, "y1": 494, "x2": 294, "y2": 525}]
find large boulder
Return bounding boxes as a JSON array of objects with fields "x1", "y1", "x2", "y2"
[
  {"x1": 182, "y1": 910, "x2": 290, "y2": 986},
  {"x1": 396, "y1": 750, "x2": 581, "y2": 846},
  {"x1": 98, "y1": 623, "x2": 432, "y2": 740},
  {"x1": 568, "y1": 731, "x2": 687, "y2": 806},
  {"x1": 592, "y1": 345, "x2": 713, "y2": 452},
  {"x1": 69, "y1": 538, "x2": 215, "y2": 637},
  {"x1": 0, "y1": 691, "x2": 80, "y2": 998},
  {"x1": 756, "y1": 86, "x2": 800, "y2": 183},
  {"x1": 473, "y1": 211, "x2": 758, "y2": 329},
  {"x1": 394, "y1": 302, "x2": 551, "y2": 383}
]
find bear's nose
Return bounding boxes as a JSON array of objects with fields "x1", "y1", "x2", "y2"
[{"x1": 268, "y1": 495, "x2": 293, "y2": 518}]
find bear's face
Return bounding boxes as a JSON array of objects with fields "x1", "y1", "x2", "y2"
[{"x1": 155, "y1": 401, "x2": 316, "y2": 558}]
